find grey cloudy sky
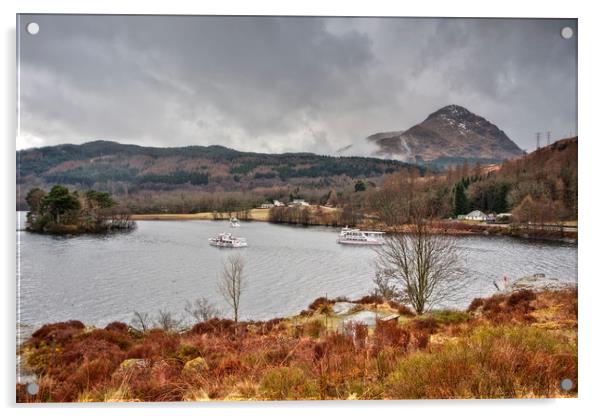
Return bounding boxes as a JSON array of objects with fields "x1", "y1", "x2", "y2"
[{"x1": 17, "y1": 15, "x2": 577, "y2": 154}]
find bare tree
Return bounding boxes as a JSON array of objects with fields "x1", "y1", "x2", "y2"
[
  {"x1": 375, "y1": 220, "x2": 466, "y2": 314},
  {"x1": 218, "y1": 253, "x2": 246, "y2": 325},
  {"x1": 131, "y1": 310, "x2": 151, "y2": 332},
  {"x1": 185, "y1": 297, "x2": 221, "y2": 323},
  {"x1": 372, "y1": 270, "x2": 399, "y2": 301},
  {"x1": 155, "y1": 309, "x2": 183, "y2": 332}
]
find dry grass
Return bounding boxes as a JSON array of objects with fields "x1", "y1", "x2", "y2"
[
  {"x1": 17, "y1": 289, "x2": 577, "y2": 402},
  {"x1": 386, "y1": 325, "x2": 576, "y2": 399},
  {"x1": 131, "y1": 208, "x2": 271, "y2": 222}
]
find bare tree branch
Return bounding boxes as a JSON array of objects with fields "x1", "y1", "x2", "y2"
[
  {"x1": 375, "y1": 219, "x2": 468, "y2": 314},
  {"x1": 184, "y1": 297, "x2": 221, "y2": 323},
  {"x1": 130, "y1": 310, "x2": 151, "y2": 332},
  {"x1": 155, "y1": 309, "x2": 183, "y2": 332},
  {"x1": 218, "y1": 253, "x2": 246, "y2": 325}
]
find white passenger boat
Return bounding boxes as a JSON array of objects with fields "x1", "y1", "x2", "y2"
[
  {"x1": 337, "y1": 227, "x2": 385, "y2": 245},
  {"x1": 230, "y1": 217, "x2": 241, "y2": 228},
  {"x1": 209, "y1": 233, "x2": 247, "y2": 248}
]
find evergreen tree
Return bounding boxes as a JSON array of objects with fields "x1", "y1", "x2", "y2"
[
  {"x1": 453, "y1": 182, "x2": 469, "y2": 216},
  {"x1": 354, "y1": 180, "x2": 366, "y2": 192},
  {"x1": 41, "y1": 185, "x2": 81, "y2": 223},
  {"x1": 85, "y1": 190, "x2": 117, "y2": 209}
]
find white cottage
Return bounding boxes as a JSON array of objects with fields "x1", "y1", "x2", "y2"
[
  {"x1": 289, "y1": 199, "x2": 309, "y2": 207},
  {"x1": 464, "y1": 210, "x2": 488, "y2": 221}
]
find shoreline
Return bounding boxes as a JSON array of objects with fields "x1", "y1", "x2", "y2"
[
  {"x1": 130, "y1": 208, "x2": 271, "y2": 222},
  {"x1": 16, "y1": 275, "x2": 577, "y2": 331},
  {"x1": 129, "y1": 210, "x2": 577, "y2": 242}
]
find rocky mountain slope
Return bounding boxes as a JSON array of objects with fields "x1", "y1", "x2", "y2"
[{"x1": 368, "y1": 105, "x2": 525, "y2": 166}]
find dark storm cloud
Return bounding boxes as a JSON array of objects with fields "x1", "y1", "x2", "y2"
[{"x1": 17, "y1": 15, "x2": 577, "y2": 153}]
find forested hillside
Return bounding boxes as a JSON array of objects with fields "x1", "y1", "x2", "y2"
[
  {"x1": 358, "y1": 137, "x2": 577, "y2": 224},
  {"x1": 16, "y1": 140, "x2": 412, "y2": 210},
  {"x1": 17, "y1": 138, "x2": 577, "y2": 224}
]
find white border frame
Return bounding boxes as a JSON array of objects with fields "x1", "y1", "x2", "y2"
[{"x1": 2, "y1": 1, "x2": 599, "y2": 415}]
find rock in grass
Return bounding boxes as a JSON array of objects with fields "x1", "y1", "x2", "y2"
[
  {"x1": 510, "y1": 274, "x2": 576, "y2": 292},
  {"x1": 340, "y1": 310, "x2": 387, "y2": 328},
  {"x1": 332, "y1": 302, "x2": 357, "y2": 315},
  {"x1": 182, "y1": 357, "x2": 208, "y2": 376},
  {"x1": 119, "y1": 358, "x2": 150, "y2": 371}
]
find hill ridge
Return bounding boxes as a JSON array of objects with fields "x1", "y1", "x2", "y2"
[{"x1": 17, "y1": 140, "x2": 415, "y2": 195}]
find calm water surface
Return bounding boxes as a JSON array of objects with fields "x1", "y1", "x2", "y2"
[{"x1": 16, "y1": 212, "x2": 577, "y2": 328}]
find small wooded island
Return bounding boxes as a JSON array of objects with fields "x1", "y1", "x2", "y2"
[{"x1": 24, "y1": 185, "x2": 135, "y2": 234}]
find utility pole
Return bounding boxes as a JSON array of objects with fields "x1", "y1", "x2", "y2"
[
  {"x1": 546, "y1": 131, "x2": 551, "y2": 146},
  {"x1": 535, "y1": 132, "x2": 541, "y2": 150}
]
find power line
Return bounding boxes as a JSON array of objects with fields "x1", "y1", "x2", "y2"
[
  {"x1": 546, "y1": 131, "x2": 551, "y2": 146},
  {"x1": 535, "y1": 132, "x2": 541, "y2": 150}
]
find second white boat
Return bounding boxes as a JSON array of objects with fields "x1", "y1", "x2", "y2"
[
  {"x1": 337, "y1": 227, "x2": 384, "y2": 245},
  {"x1": 209, "y1": 233, "x2": 248, "y2": 248}
]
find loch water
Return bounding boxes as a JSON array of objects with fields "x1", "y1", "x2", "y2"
[{"x1": 17, "y1": 212, "x2": 577, "y2": 329}]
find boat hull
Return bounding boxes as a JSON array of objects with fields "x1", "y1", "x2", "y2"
[
  {"x1": 337, "y1": 239, "x2": 382, "y2": 246},
  {"x1": 209, "y1": 240, "x2": 247, "y2": 248}
]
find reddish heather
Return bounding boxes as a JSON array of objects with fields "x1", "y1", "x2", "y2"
[{"x1": 17, "y1": 289, "x2": 577, "y2": 402}]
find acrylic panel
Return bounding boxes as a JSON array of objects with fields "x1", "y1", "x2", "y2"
[{"x1": 16, "y1": 14, "x2": 578, "y2": 402}]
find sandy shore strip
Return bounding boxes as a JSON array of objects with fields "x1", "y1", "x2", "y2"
[{"x1": 130, "y1": 208, "x2": 271, "y2": 221}]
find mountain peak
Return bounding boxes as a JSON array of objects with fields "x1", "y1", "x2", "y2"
[
  {"x1": 367, "y1": 105, "x2": 524, "y2": 166},
  {"x1": 427, "y1": 104, "x2": 472, "y2": 120}
]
